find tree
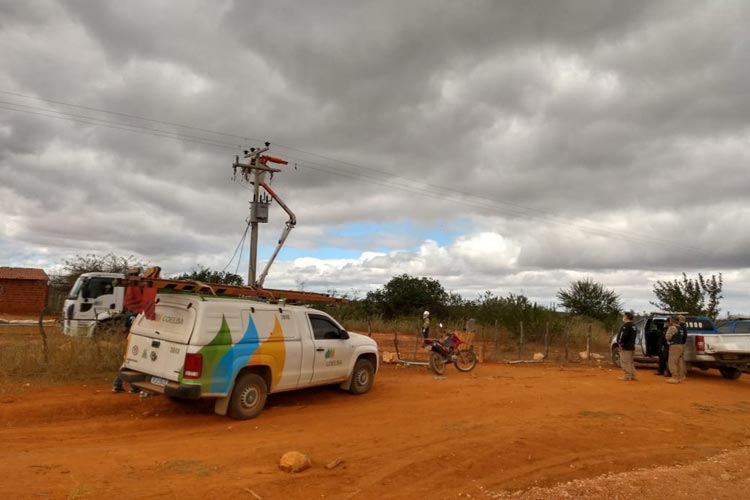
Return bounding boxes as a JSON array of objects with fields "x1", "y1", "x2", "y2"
[
  {"x1": 52, "y1": 253, "x2": 147, "y2": 290},
  {"x1": 651, "y1": 273, "x2": 723, "y2": 318},
  {"x1": 45, "y1": 253, "x2": 148, "y2": 312},
  {"x1": 174, "y1": 266, "x2": 244, "y2": 286},
  {"x1": 365, "y1": 274, "x2": 448, "y2": 319},
  {"x1": 556, "y1": 279, "x2": 622, "y2": 322}
]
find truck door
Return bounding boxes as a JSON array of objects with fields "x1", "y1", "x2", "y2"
[
  {"x1": 307, "y1": 313, "x2": 354, "y2": 384},
  {"x1": 633, "y1": 319, "x2": 646, "y2": 357}
]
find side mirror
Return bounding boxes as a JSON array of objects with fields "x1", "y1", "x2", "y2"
[
  {"x1": 80, "y1": 280, "x2": 91, "y2": 300},
  {"x1": 340, "y1": 329, "x2": 349, "y2": 339}
]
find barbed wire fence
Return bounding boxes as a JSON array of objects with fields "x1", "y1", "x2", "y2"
[{"x1": 373, "y1": 319, "x2": 614, "y2": 366}]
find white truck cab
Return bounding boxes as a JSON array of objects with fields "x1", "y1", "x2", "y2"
[
  {"x1": 63, "y1": 272, "x2": 126, "y2": 336},
  {"x1": 120, "y1": 294, "x2": 379, "y2": 419}
]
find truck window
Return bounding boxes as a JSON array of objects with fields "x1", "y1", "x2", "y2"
[
  {"x1": 718, "y1": 323, "x2": 733, "y2": 333},
  {"x1": 81, "y1": 277, "x2": 115, "y2": 299},
  {"x1": 309, "y1": 315, "x2": 344, "y2": 340},
  {"x1": 68, "y1": 277, "x2": 85, "y2": 300},
  {"x1": 735, "y1": 322, "x2": 750, "y2": 334}
]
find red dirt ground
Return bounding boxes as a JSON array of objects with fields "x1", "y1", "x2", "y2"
[{"x1": 2, "y1": 360, "x2": 750, "y2": 499}]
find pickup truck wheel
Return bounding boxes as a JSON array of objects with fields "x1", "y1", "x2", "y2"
[
  {"x1": 349, "y1": 359, "x2": 374, "y2": 395},
  {"x1": 228, "y1": 372, "x2": 268, "y2": 420},
  {"x1": 719, "y1": 367, "x2": 742, "y2": 380},
  {"x1": 611, "y1": 345, "x2": 621, "y2": 368}
]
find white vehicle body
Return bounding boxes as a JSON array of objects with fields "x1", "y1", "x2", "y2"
[
  {"x1": 62, "y1": 272, "x2": 126, "y2": 336},
  {"x1": 611, "y1": 314, "x2": 750, "y2": 379},
  {"x1": 120, "y1": 294, "x2": 379, "y2": 419}
]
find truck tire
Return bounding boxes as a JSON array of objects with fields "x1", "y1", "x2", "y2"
[
  {"x1": 429, "y1": 352, "x2": 447, "y2": 375},
  {"x1": 349, "y1": 359, "x2": 375, "y2": 395},
  {"x1": 611, "y1": 345, "x2": 621, "y2": 368},
  {"x1": 228, "y1": 372, "x2": 268, "y2": 420},
  {"x1": 719, "y1": 366, "x2": 742, "y2": 380}
]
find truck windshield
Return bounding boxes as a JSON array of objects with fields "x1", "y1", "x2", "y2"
[{"x1": 67, "y1": 277, "x2": 85, "y2": 300}]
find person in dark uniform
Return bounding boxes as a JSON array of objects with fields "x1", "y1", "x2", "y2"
[
  {"x1": 656, "y1": 322, "x2": 671, "y2": 377},
  {"x1": 112, "y1": 313, "x2": 139, "y2": 393},
  {"x1": 617, "y1": 311, "x2": 638, "y2": 381}
]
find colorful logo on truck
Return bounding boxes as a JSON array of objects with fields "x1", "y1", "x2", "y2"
[
  {"x1": 193, "y1": 314, "x2": 287, "y2": 395},
  {"x1": 325, "y1": 348, "x2": 342, "y2": 367}
]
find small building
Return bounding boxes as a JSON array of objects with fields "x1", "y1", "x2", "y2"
[{"x1": 0, "y1": 267, "x2": 49, "y2": 315}]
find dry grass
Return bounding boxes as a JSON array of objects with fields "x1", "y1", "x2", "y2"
[
  {"x1": 0, "y1": 318, "x2": 613, "y2": 392},
  {"x1": 0, "y1": 323, "x2": 126, "y2": 388}
]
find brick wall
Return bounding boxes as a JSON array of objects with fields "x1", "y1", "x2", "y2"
[{"x1": 0, "y1": 279, "x2": 49, "y2": 315}]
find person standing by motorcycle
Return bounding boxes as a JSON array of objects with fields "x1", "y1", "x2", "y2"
[
  {"x1": 421, "y1": 310, "x2": 430, "y2": 339},
  {"x1": 617, "y1": 311, "x2": 637, "y2": 381}
]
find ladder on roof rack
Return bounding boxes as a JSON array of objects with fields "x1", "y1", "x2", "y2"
[{"x1": 120, "y1": 275, "x2": 348, "y2": 304}]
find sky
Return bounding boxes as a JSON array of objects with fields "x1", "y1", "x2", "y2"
[{"x1": 1, "y1": 1, "x2": 749, "y2": 316}]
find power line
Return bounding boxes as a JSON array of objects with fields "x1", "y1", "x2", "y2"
[
  {"x1": 0, "y1": 89, "x2": 703, "y2": 256},
  {"x1": 223, "y1": 220, "x2": 251, "y2": 273},
  {"x1": 280, "y1": 153, "x2": 704, "y2": 254},
  {"x1": 0, "y1": 102, "x2": 241, "y2": 150},
  {"x1": 0, "y1": 90, "x2": 261, "y2": 142}
]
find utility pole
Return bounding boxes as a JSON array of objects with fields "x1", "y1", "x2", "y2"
[{"x1": 232, "y1": 143, "x2": 295, "y2": 288}]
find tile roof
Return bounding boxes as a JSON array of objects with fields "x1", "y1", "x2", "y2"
[{"x1": 0, "y1": 267, "x2": 49, "y2": 280}]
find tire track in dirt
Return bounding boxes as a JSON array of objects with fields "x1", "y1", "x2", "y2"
[{"x1": 2, "y1": 363, "x2": 750, "y2": 500}]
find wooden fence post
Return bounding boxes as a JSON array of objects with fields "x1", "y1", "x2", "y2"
[
  {"x1": 519, "y1": 321, "x2": 524, "y2": 360},
  {"x1": 544, "y1": 322, "x2": 549, "y2": 360},
  {"x1": 565, "y1": 326, "x2": 570, "y2": 362},
  {"x1": 493, "y1": 319, "x2": 499, "y2": 361},
  {"x1": 586, "y1": 323, "x2": 592, "y2": 359},
  {"x1": 38, "y1": 307, "x2": 49, "y2": 364}
]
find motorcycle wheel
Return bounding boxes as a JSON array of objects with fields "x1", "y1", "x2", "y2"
[
  {"x1": 454, "y1": 350, "x2": 477, "y2": 372},
  {"x1": 429, "y1": 352, "x2": 447, "y2": 375}
]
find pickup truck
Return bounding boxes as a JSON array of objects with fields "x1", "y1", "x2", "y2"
[
  {"x1": 717, "y1": 318, "x2": 750, "y2": 334},
  {"x1": 610, "y1": 313, "x2": 750, "y2": 379},
  {"x1": 120, "y1": 293, "x2": 379, "y2": 419}
]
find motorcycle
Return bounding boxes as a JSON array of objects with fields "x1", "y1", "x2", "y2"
[{"x1": 424, "y1": 325, "x2": 478, "y2": 375}]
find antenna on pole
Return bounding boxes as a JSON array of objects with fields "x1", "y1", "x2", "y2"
[{"x1": 232, "y1": 142, "x2": 294, "y2": 288}]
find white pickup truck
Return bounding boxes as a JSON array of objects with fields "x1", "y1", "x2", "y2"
[
  {"x1": 611, "y1": 313, "x2": 750, "y2": 379},
  {"x1": 120, "y1": 293, "x2": 379, "y2": 419}
]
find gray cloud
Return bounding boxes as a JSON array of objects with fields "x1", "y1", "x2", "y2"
[{"x1": 1, "y1": 0, "x2": 749, "y2": 314}]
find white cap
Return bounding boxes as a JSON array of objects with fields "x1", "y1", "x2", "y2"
[{"x1": 423, "y1": 310, "x2": 429, "y2": 316}]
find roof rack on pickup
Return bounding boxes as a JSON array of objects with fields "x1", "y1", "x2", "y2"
[{"x1": 121, "y1": 275, "x2": 348, "y2": 304}]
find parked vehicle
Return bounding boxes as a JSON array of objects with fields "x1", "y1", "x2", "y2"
[
  {"x1": 425, "y1": 327, "x2": 477, "y2": 375},
  {"x1": 62, "y1": 272, "x2": 126, "y2": 336},
  {"x1": 610, "y1": 313, "x2": 750, "y2": 379},
  {"x1": 120, "y1": 293, "x2": 378, "y2": 419},
  {"x1": 717, "y1": 318, "x2": 750, "y2": 334},
  {"x1": 62, "y1": 269, "x2": 343, "y2": 337}
]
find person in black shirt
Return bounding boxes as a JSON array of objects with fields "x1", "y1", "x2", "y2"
[
  {"x1": 618, "y1": 311, "x2": 637, "y2": 381},
  {"x1": 655, "y1": 322, "x2": 671, "y2": 377}
]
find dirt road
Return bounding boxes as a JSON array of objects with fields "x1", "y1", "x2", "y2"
[{"x1": 2, "y1": 362, "x2": 750, "y2": 499}]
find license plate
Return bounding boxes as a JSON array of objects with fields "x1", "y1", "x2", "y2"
[{"x1": 150, "y1": 376, "x2": 168, "y2": 387}]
